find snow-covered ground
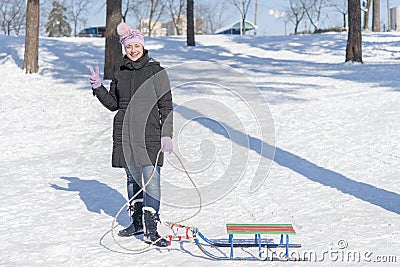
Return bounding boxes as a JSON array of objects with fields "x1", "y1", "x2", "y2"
[{"x1": 0, "y1": 32, "x2": 399, "y2": 266}]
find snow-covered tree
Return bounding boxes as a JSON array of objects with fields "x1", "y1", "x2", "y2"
[{"x1": 45, "y1": 1, "x2": 71, "y2": 37}]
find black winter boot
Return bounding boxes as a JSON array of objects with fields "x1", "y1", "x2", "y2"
[
  {"x1": 118, "y1": 202, "x2": 144, "y2": 237},
  {"x1": 144, "y1": 210, "x2": 169, "y2": 247}
]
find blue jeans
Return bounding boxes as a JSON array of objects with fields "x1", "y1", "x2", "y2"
[{"x1": 125, "y1": 161, "x2": 161, "y2": 214}]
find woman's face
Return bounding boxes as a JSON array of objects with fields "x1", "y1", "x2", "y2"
[{"x1": 125, "y1": 43, "x2": 144, "y2": 61}]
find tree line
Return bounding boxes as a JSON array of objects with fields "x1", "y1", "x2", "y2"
[
  {"x1": 286, "y1": 0, "x2": 383, "y2": 34},
  {"x1": 3, "y1": 0, "x2": 387, "y2": 37},
  {"x1": 19, "y1": 0, "x2": 365, "y2": 75},
  {"x1": 1, "y1": 0, "x2": 235, "y2": 37},
  {"x1": 1, "y1": 0, "x2": 90, "y2": 36}
]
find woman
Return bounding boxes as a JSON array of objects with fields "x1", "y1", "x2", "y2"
[{"x1": 89, "y1": 23, "x2": 173, "y2": 247}]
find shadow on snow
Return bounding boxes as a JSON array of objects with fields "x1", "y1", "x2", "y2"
[
  {"x1": 176, "y1": 105, "x2": 400, "y2": 215},
  {"x1": 50, "y1": 176, "x2": 129, "y2": 226}
]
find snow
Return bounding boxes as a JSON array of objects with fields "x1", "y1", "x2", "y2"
[{"x1": 0, "y1": 32, "x2": 399, "y2": 266}]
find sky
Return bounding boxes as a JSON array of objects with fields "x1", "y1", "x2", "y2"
[{"x1": 86, "y1": 0, "x2": 400, "y2": 36}]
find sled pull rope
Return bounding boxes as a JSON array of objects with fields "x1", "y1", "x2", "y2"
[{"x1": 111, "y1": 149, "x2": 202, "y2": 252}]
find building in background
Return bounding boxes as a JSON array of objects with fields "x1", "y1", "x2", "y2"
[
  {"x1": 139, "y1": 19, "x2": 166, "y2": 36},
  {"x1": 165, "y1": 15, "x2": 203, "y2": 36},
  {"x1": 214, "y1": 20, "x2": 257, "y2": 34},
  {"x1": 390, "y1": 6, "x2": 400, "y2": 31},
  {"x1": 139, "y1": 16, "x2": 203, "y2": 36}
]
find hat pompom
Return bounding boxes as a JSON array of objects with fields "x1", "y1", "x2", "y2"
[
  {"x1": 117, "y1": 23, "x2": 145, "y2": 47},
  {"x1": 117, "y1": 22, "x2": 130, "y2": 36}
]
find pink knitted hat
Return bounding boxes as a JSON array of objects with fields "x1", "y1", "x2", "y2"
[{"x1": 117, "y1": 22, "x2": 144, "y2": 47}]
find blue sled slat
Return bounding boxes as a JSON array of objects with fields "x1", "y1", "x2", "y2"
[{"x1": 197, "y1": 232, "x2": 301, "y2": 248}]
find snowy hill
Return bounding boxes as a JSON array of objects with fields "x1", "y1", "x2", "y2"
[{"x1": 0, "y1": 32, "x2": 399, "y2": 266}]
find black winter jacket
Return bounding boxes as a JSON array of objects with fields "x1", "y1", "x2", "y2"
[{"x1": 93, "y1": 51, "x2": 173, "y2": 168}]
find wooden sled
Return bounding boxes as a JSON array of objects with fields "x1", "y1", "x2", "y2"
[{"x1": 192, "y1": 223, "x2": 301, "y2": 261}]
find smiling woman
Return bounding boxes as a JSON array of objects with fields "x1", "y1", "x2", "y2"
[{"x1": 88, "y1": 22, "x2": 174, "y2": 248}]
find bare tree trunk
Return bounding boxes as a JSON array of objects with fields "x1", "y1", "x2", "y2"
[
  {"x1": 68, "y1": 0, "x2": 90, "y2": 36},
  {"x1": 253, "y1": 0, "x2": 258, "y2": 35},
  {"x1": 230, "y1": 0, "x2": 252, "y2": 35},
  {"x1": 300, "y1": 0, "x2": 325, "y2": 33},
  {"x1": 187, "y1": 0, "x2": 195, "y2": 46},
  {"x1": 104, "y1": 0, "x2": 122, "y2": 80},
  {"x1": 122, "y1": 0, "x2": 131, "y2": 22},
  {"x1": 372, "y1": 0, "x2": 380, "y2": 32},
  {"x1": 197, "y1": 2, "x2": 225, "y2": 34},
  {"x1": 147, "y1": 0, "x2": 165, "y2": 36},
  {"x1": 363, "y1": 0, "x2": 372, "y2": 30},
  {"x1": 387, "y1": 0, "x2": 390, "y2": 31},
  {"x1": 147, "y1": 0, "x2": 155, "y2": 36},
  {"x1": 287, "y1": 0, "x2": 305, "y2": 35},
  {"x1": 346, "y1": 0, "x2": 363, "y2": 63},
  {"x1": 168, "y1": 0, "x2": 185, "y2": 35},
  {"x1": 1, "y1": 0, "x2": 26, "y2": 36},
  {"x1": 332, "y1": 0, "x2": 347, "y2": 29},
  {"x1": 23, "y1": 0, "x2": 40, "y2": 74}
]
